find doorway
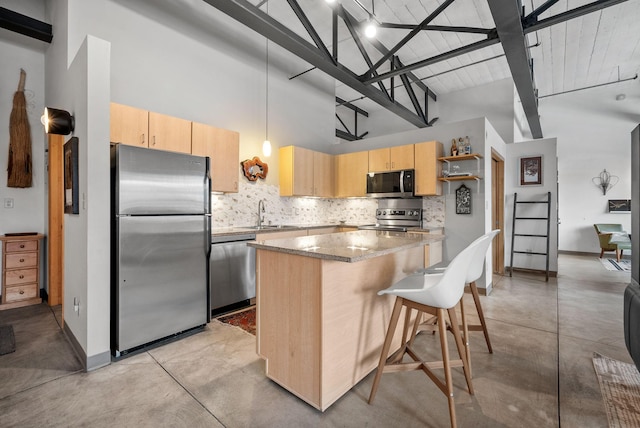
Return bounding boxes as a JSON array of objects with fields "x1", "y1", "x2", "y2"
[
  {"x1": 48, "y1": 134, "x2": 64, "y2": 322},
  {"x1": 491, "y1": 149, "x2": 505, "y2": 275}
]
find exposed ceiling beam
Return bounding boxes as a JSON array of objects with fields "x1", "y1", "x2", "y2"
[
  {"x1": 335, "y1": 6, "x2": 437, "y2": 101},
  {"x1": 364, "y1": 37, "x2": 500, "y2": 85},
  {"x1": 524, "y1": 0, "x2": 630, "y2": 33},
  {"x1": 363, "y1": 0, "x2": 455, "y2": 78},
  {"x1": 0, "y1": 7, "x2": 52, "y2": 43},
  {"x1": 379, "y1": 23, "x2": 493, "y2": 35},
  {"x1": 336, "y1": 97, "x2": 369, "y2": 117},
  {"x1": 487, "y1": 0, "x2": 543, "y2": 139},
  {"x1": 285, "y1": 0, "x2": 334, "y2": 64},
  {"x1": 203, "y1": 0, "x2": 428, "y2": 127},
  {"x1": 340, "y1": 6, "x2": 390, "y2": 99}
]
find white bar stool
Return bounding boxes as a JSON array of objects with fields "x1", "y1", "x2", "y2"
[
  {"x1": 416, "y1": 230, "x2": 501, "y2": 373},
  {"x1": 368, "y1": 238, "x2": 482, "y2": 428}
]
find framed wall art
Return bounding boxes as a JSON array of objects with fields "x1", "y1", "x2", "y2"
[
  {"x1": 608, "y1": 199, "x2": 631, "y2": 213},
  {"x1": 455, "y1": 184, "x2": 471, "y2": 214},
  {"x1": 64, "y1": 137, "x2": 79, "y2": 214},
  {"x1": 520, "y1": 156, "x2": 542, "y2": 186}
]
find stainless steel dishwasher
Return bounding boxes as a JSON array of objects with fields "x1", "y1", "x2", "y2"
[{"x1": 210, "y1": 233, "x2": 256, "y2": 314}]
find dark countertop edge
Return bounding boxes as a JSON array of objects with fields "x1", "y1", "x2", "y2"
[{"x1": 248, "y1": 232, "x2": 445, "y2": 263}]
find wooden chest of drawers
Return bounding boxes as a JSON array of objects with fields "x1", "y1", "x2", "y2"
[{"x1": 1, "y1": 234, "x2": 44, "y2": 310}]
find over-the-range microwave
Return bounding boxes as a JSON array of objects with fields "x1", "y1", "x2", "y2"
[{"x1": 366, "y1": 169, "x2": 415, "y2": 198}]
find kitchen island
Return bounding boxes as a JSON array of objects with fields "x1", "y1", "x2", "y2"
[{"x1": 248, "y1": 230, "x2": 444, "y2": 411}]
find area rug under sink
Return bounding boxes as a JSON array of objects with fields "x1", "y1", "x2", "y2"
[
  {"x1": 216, "y1": 307, "x2": 256, "y2": 336},
  {"x1": 593, "y1": 352, "x2": 640, "y2": 427},
  {"x1": 599, "y1": 258, "x2": 631, "y2": 272}
]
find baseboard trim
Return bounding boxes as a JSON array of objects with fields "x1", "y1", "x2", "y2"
[
  {"x1": 63, "y1": 322, "x2": 86, "y2": 371},
  {"x1": 558, "y1": 250, "x2": 598, "y2": 256},
  {"x1": 465, "y1": 282, "x2": 493, "y2": 296},
  {"x1": 558, "y1": 249, "x2": 631, "y2": 260},
  {"x1": 87, "y1": 351, "x2": 111, "y2": 371},
  {"x1": 62, "y1": 323, "x2": 111, "y2": 372},
  {"x1": 506, "y1": 267, "x2": 558, "y2": 278}
]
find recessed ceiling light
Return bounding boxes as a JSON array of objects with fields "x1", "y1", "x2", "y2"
[{"x1": 616, "y1": 94, "x2": 626, "y2": 101}]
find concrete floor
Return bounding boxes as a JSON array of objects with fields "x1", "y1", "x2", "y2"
[{"x1": 0, "y1": 254, "x2": 633, "y2": 427}]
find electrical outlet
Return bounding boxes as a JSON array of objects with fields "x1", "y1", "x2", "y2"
[
  {"x1": 4, "y1": 198, "x2": 14, "y2": 209},
  {"x1": 73, "y1": 297, "x2": 80, "y2": 314}
]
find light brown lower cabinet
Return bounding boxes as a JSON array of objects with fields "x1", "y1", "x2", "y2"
[{"x1": 255, "y1": 245, "x2": 424, "y2": 411}]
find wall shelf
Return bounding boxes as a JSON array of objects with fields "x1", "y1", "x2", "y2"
[
  {"x1": 438, "y1": 153, "x2": 483, "y2": 192},
  {"x1": 437, "y1": 153, "x2": 483, "y2": 163},
  {"x1": 438, "y1": 176, "x2": 482, "y2": 182}
]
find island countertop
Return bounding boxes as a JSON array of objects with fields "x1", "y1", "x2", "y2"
[{"x1": 247, "y1": 229, "x2": 444, "y2": 263}]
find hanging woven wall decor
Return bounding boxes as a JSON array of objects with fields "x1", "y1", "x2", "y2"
[{"x1": 7, "y1": 68, "x2": 33, "y2": 188}]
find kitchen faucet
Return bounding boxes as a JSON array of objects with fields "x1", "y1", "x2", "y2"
[{"x1": 257, "y1": 199, "x2": 265, "y2": 228}]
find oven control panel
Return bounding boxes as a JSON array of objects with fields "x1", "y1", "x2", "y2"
[{"x1": 376, "y1": 209, "x2": 421, "y2": 220}]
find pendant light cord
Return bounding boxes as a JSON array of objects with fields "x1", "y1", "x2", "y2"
[{"x1": 265, "y1": 1, "x2": 269, "y2": 142}]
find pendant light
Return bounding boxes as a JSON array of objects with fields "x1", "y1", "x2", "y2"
[{"x1": 363, "y1": 0, "x2": 377, "y2": 39}]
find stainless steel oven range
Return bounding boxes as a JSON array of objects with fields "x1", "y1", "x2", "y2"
[{"x1": 358, "y1": 199, "x2": 422, "y2": 232}]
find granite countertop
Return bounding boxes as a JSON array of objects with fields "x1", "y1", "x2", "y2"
[
  {"x1": 247, "y1": 229, "x2": 445, "y2": 263},
  {"x1": 211, "y1": 224, "x2": 359, "y2": 237},
  {"x1": 212, "y1": 224, "x2": 443, "y2": 237}
]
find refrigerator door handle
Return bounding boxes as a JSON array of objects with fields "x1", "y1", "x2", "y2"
[{"x1": 205, "y1": 214, "x2": 212, "y2": 251}]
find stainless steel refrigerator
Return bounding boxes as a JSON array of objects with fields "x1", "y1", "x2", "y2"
[{"x1": 111, "y1": 144, "x2": 211, "y2": 356}]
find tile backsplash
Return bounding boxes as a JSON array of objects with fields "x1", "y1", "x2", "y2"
[{"x1": 211, "y1": 180, "x2": 445, "y2": 229}]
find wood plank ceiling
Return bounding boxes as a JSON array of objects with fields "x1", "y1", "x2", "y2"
[{"x1": 244, "y1": 0, "x2": 640, "y2": 137}]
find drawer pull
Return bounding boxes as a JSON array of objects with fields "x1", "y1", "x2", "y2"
[
  {"x1": 19, "y1": 275, "x2": 24, "y2": 279},
  {"x1": 20, "y1": 244, "x2": 25, "y2": 248},
  {"x1": 20, "y1": 258, "x2": 25, "y2": 263},
  {"x1": 19, "y1": 290, "x2": 24, "y2": 295}
]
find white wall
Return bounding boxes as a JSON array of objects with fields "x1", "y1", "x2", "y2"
[
  {"x1": 65, "y1": 0, "x2": 335, "y2": 187},
  {"x1": 0, "y1": 0, "x2": 47, "y2": 289},
  {"x1": 540, "y1": 79, "x2": 639, "y2": 253},
  {"x1": 437, "y1": 79, "x2": 517, "y2": 145},
  {"x1": 44, "y1": 0, "x2": 112, "y2": 368},
  {"x1": 345, "y1": 78, "x2": 519, "y2": 145},
  {"x1": 505, "y1": 138, "x2": 559, "y2": 273}
]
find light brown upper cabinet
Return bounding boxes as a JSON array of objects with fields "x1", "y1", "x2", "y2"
[
  {"x1": 280, "y1": 146, "x2": 313, "y2": 196},
  {"x1": 336, "y1": 151, "x2": 368, "y2": 197},
  {"x1": 313, "y1": 151, "x2": 335, "y2": 197},
  {"x1": 148, "y1": 112, "x2": 192, "y2": 154},
  {"x1": 110, "y1": 103, "x2": 149, "y2": 147},
  {"x1": 279, "y1": 146, "x2": 335, "y2": 197},
  {"x1": 368, "y1": 144, "x2": 414, "y2": 172},
  {"x1": 414, "y1": 140, "x2": 443, "y2": 196},
  {"x1": 191, "y1": 122, "x2": 240, "y2": 193}
]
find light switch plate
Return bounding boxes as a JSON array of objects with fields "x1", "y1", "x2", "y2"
[{"x1": 4, "y1": 198, "x2": 14, "y2": 208}]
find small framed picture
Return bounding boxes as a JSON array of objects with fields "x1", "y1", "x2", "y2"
[
  {"x1": 520, "y1": 156, "x2": 542, "y2": 186},
  {"x1": 64, "y1": 137, "x2": 79, "y2": 214},
  {"x1": 608, "y1": 199, "x2": 631, "y2": 213}
]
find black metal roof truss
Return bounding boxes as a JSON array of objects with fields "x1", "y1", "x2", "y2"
[
  {"x1": 205, "y1": 0, "x2": 628, "y2": 140},
  {"x1": 335, "y1": 97, "x2": 369, "y2": 141},
  {"x1": 0, "y1": 7, "x2": 52, "y2": 43}
]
